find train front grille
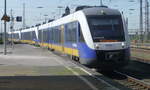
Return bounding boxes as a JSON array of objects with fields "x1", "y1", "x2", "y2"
[{"x1": 96, "y1": 50, "x2": 125, "y2": 62}]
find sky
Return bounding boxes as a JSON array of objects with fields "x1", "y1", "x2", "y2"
[{"x1": 0, "y1": 0, "x2": 142, "y2": 32}]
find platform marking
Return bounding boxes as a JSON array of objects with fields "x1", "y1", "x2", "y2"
[
  {"x1": 76, "y1": 67, "x2": 119, "y2": 90},
  {"x1": 53, "y1": 58, "x2": 99, "y2": 90}
]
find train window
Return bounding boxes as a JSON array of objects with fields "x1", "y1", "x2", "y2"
[
  {"x1": 90, "y1": 19, "x2": 119, "y2": 26},
  {"x1": 43, "y1": 29, "x2": 49, "y2": 43},
  {"x1": 51, "y1": 28, "x2": 54, "y2": 42},
  {"x1": 58, "y1": 26, "x2": 61, "y2": 43},
  {"x1": 53, "y1": 27, "x2": 61, "y2": 44},
  {"x1": 53, "y1": 27, "x2": 56, "y2": 43},
  {"x1": 55, "y1": 27, "x2": 58, "y2": 43},
  {"x1": 72, "y1": 22, "x2": 77, "y2": 42},
  {"x1": 43, "y1": 30, "x2": 45, "y2": 42},
  {"x1": 87, "y1": 15, "x2": 125, "y2": 42},
  {"x1": 38, "y1": 30, "x2": 43, "y2": 42},
  {"x1": 32, "y1": 31, "x2": 36, "y2": 41},
  {"x1": 49, "y1": 28, "x2": 53, "y2": 42},
  {"x1": 66, "y1": 23, "x2": 72, "y2": 42},
  {"x1": 38, "y1": 30, "x2": 41, "y2": 41},
  {"x1": 55, "y1": 28, "x2": 58, "y2": 43},
  {"x1": 65, "y1": 22, "x2": 77, "y2": 43},
  {"x1": 28, "y1": 32, "x2": 31, "y2": 40},
  {"x1": 21, "y1": 33, "x2": 23, "y2": 40},
  {"x1": 78, "y1": 24, "x2": 85, "y2": 42},
  {"x1": 23, "y1": 32, "x2": 29, "y2": 40},
  {"x1": 13, "y1": 33, "x2": 19, "y2": 39}
]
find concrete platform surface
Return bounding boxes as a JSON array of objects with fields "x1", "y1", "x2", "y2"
[{"x1": 0, "y1": 44, "x2": 123, "y2": 90}]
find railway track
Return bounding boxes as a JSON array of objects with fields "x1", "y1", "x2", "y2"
[
  {"x1": 100, "y1": 60, "x2": 150, "y2": 90},
  {"x1": 131, "y1": 48, "x2": 150, "y2": 53},
  {"x1": 101, "y1": 70, "x2": 150, "y2": 90},
  {"x1": 114, "y1": 71, "x2": 150, "y2": 90},
  {"x1": 131, "y1": 46, "x2": 150, "y2": 50},
  {"x1": 131, "y1": 48, "x2": 150, "y2": 64},
  {"x1": 131, "y1": 44, "x2": 150, "y2": 50},
  {"x1": 132, "y1": 57, "x2": 150, "y2": 64}
]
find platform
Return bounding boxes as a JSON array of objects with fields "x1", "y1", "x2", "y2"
[{"x1": 0, "y1": 44, "x2": 127, "y2": 90}]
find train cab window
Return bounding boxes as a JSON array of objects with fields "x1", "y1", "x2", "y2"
[{"x1": 87, "y1": 15, "x2": 125, "y2": 42}]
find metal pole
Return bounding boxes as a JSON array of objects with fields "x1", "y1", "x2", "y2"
[
  {"x1": 139, "y1": 0, "x2": 143, "y2": 43},
  {"x1": 126, "y1": 18, "x2": 128, "y2": 29},
  {"x1": 58, "y1": 7, "x2": 61, "y2": 18},
  {"x1": 58, "y1": 6, "x2": 63, "y2": 18},
  {"x1": 0, "y1": 22, "x2": 2, "y2": 33},
  {"x1": 145, "y1": 0, "x2": 149, "y2": 42},
  {"x1": 148, "y1": 2, "x2": 150, "y2": 42},
  {"x1": 10, "y1": 9, "x2": 14, "y2": 47},
  {"x1": 23, "y1": 3, "x2": 26, "y2": 29},
  {"x1": 100, "y1": 0, "x2": 103, "y2": 6},
  {"x1": 4, "y1": 0, "x2": 7, "y2": 55}
]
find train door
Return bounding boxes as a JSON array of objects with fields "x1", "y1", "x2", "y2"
[{"x1": 61, "y1": 25, "x2": 65, "y2": 52}]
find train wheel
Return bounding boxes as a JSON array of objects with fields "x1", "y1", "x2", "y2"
[{"x1": 75, "y1": 56, "x2": 79, "y2": 61}]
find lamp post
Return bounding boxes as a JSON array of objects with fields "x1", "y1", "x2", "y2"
[
  {"x1": 57, "y1": 6, "x2": 64, "y2": 18},
  {"x1": 37, "y1": 6, "x2": 44, "y2": 47},
  {"x1": 37, "y1": 6, "x2": 44, "y2": 22},
  {"x1": 51, "y1": 12, "x2": 56, "y2": 19},
  {"x1": 139, "y1": 0, "x2": 143, "y2": 43},
  {"x1": 0, "y1": 9, "x2": 3, "y2": 33},
  {"x1": 100, "y1": 0, "x2": 103, "y2": 6},
  {"x1": 44, "y1": 14, "x2": 48, "y2": 22},
  {"x1": 22, "y1": 3, "x2": 26, "y2": 29},
  {"x1": 3, "y1": 0, "x2": 7, "y2": 55},
  {"x1": 10, "y1": 9, "x2": 14, "y2": 48}
]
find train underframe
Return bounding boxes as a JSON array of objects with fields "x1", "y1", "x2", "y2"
[{"x1": 81, "y1": 48, "x2": 130, "y2": 70}]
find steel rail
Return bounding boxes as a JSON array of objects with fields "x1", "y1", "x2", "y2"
[{"x1": 115, "y1": 71, "x2": 150, "y2": 90}]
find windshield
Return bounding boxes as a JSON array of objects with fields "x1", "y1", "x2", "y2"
[{"x1": 88, "y1": 15, "x2": 125, "y2": 42}]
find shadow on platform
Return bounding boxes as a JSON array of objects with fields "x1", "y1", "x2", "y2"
[{"x1": 0, "y1": 75, "x2": 106, "y2": 90}]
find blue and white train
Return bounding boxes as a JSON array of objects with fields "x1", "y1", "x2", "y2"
[{"x1": 8, "y1": 6, "x2": 130, "y2": 70}]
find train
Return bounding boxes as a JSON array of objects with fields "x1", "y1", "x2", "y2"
[{"x1": 8, "y1": 6, "x2": 130, "y2": 70}]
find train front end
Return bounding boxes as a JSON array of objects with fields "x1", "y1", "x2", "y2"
[{"x1": 79, "y1": 7, "x2": 130, "y2": 70}]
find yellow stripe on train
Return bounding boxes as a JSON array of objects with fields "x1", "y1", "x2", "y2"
[
  {"x1": 40, "y1": 42, "x2": 79, "y2": 57},
  {"x1": 11, "y1": 39, "x2": 79, "y2": 57}
]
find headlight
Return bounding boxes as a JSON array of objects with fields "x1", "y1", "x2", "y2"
[
  {"x1": 94, "y1": 44, "x2": 100, "y2": 49},
  {"x1": 121, "y1": 42, "x2": 126, "y2": 48}
]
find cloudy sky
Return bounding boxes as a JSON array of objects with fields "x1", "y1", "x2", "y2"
[{"x1": 0, "y1": 0, "x2": 141, "y2": 32}]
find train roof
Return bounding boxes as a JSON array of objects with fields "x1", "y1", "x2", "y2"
[
  {"x1": 82, "y1": 7, "x2": 121, "y2": 16},
  {"x1": 10, "y1": 7, "x2": 121, "y2": 34}
]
